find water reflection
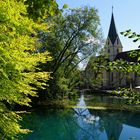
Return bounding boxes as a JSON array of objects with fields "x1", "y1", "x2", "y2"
[
  {"x1": 74, "y1": 95, "x2": 104, "y2": 140},
  {"x1": 74, "y1": 95, "x2": 140, "y2": 140},
  {"x1": 20, "y1": 95, "x2": 140, "y2": 140}
]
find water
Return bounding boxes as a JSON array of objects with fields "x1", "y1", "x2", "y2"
[{"x1": 20, "y1": 95, "x2": 140, "y2": 140}]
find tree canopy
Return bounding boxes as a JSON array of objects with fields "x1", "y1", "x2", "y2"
[
  {"x1": 39, "y1": 6, "x2": 102, "y2": 98},
  {"x1": 0, "y1": 0, "x2": 52, "y2": 138},
  {"x1": 24, "y1": 0, "x2": 59, "y2": 20}
]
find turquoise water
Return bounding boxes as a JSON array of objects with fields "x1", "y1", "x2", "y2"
[{"x1": 20, "y1": 95, "x2": 140, "y2": 140}]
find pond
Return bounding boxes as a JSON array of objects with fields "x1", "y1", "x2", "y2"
[{"x1": 20, "y1": 94, "x2": 140, "y2": 140}]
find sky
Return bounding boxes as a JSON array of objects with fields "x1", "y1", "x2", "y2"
[{"x1": 56, "y1": 0, "x2": 140, "y2": 52}]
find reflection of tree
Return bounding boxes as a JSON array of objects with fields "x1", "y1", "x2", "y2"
[
  {"x1": 73, "y1": 108, "x2": 102, "y2": 140},
  {"x1": 20, "y1": 94, "x2": 140, "y2": 140},
  {"x1": 73, "y1": 94, "x2": 106, "y2": 140},
  {"x1": 20, "y1": 109, "x2": 79, "y2": 140},
  {"x1": 21, "y1": 108, "x2": 103, "y2": 140}
]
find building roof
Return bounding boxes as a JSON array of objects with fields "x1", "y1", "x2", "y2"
[
  {"x1": 115, "y1": 49, "x2": 140, "y2": 62},
  {"x1": 108, "y1": 13, "x2": 118, "y2": 45}
]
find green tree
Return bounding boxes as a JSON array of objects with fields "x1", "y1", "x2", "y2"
[
  {"x1": 40, "y1": 6, "x2": 102, "y2": 98},
  {"x1": 0, "y1": 0, "x2": 52, "y2": 139}
]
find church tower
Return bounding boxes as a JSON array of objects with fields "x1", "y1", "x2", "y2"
[
  {"x1": 105, "y1": 10, "x2": 123, "y2": 61},
  {"x1": 103, "y1": 9, "x2": 123, "y2": 88}
]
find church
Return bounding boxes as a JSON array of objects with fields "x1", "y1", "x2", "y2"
[{"x1": 102, "y1": 11, "x2": 140, "y2": 89}]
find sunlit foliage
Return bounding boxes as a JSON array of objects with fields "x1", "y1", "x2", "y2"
[{"x1": 0, "y1": 0, "x2": 51, "y2": 139}]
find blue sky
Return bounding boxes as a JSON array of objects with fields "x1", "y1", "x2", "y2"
[{"x1": 56, "y1": 0, "x2": 140, "y2": 51}]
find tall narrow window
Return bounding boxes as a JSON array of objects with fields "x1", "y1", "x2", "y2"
[
  {"x1": 111, "y1": 73, "x2": 113, "y2": 82},
  {"x1": 108, "y1": 49, "x2": 110, "y2": 53},
  {"x1": 108, "y1": 41, "x2": 110, "y2": 45},
  {"x1": 117, "y1": 48, "x2": 119, "y2": 53},
  {"x1": 117, "y1": 38, "x2": 119, "y2": 45}
]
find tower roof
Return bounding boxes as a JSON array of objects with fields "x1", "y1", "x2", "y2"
[{"x1": 108, "y1": 12, "x2": 118, "y2": 44}]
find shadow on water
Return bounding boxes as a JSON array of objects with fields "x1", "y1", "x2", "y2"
[{"x1": 20, "y1": 94, "x2": 140, "y2": 140}]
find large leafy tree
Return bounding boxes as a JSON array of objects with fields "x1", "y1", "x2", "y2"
[
  {"x1": 40, "y1": 6, "x2": 102, "y2": 98},
  {"x1": 0, "y1": 0, "x2": 54, "y2": 139}
]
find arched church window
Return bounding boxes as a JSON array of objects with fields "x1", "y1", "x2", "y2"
[
  {"x1": 117, "y1": 48, "x2": 119, "y2": 53},
  {"x1": 108, "y1": 49, "x2": 110, "y2": 53},
  {"x1": 108, "y1": 40, "x2": 110, "y2": 45},
  {"x1": 117, "y1": 38, "x2": 119, "y2": 45}
]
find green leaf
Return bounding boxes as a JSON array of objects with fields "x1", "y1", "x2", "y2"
[
  {"x1": 133, "y1": 38, "x2": 138, "y2": 42},
  {"x1": 63, "y1": 4, "x2": 69, "y2": 9}
]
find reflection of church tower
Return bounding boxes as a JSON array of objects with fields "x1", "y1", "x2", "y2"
[
  {"x1": 105, "y1": 10, "x2": 123, "y2": 61},
  {"x1": 101, "y1": 112, "x2": 123, "y2": 140}
]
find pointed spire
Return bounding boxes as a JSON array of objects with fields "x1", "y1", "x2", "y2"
[{"x1": 108, "y1": 8, "x2": 118, "y2": 45}]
